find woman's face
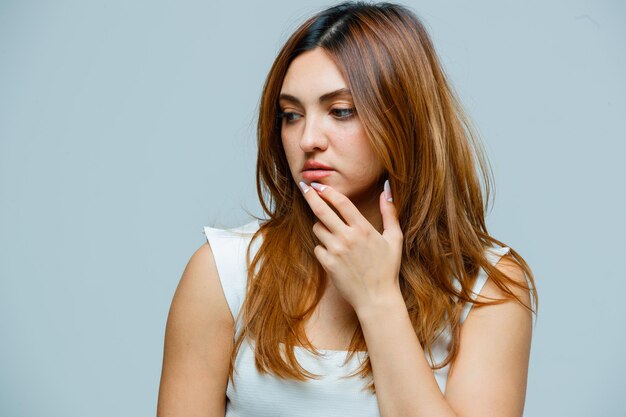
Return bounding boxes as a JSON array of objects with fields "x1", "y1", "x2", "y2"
[{"x1": 279, "y1": 47, "x2": 385, "y2": 208}]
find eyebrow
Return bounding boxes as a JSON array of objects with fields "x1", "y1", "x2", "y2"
[{"x1": 278, "y1": 88, "x2": 353, "y2": 106}]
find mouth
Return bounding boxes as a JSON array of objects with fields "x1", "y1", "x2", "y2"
[
  {"x1": 302, "y1": 160, "x2": 333, "y2": 171},
  {"x1": 302, "y1": 169, "x2": 334, "y2": 181}
]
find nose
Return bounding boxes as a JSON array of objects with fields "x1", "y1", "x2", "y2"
[{"x1": 299, "y1": 114, "x2": 328, "y2": 152}]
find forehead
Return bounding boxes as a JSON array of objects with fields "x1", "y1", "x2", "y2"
[{"x1": 280, "y1": 48, "x2": 348, "y2": 97}]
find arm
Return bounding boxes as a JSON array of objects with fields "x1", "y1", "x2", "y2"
[
  {"x1": 156, "y1": 243, "x2": 234, "y2": 417},
  {"x1": 357, "y1": 254, "x2": 533, "y2": 417}
]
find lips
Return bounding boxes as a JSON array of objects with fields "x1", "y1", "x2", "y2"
[
  {"x1": 302, "y1": 160, "x2": 333, "y2": 171},
  {"x1": 302, "y1": 169, "x2": 334, "y2": 181}
]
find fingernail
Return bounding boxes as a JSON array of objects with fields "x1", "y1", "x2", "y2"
[
  {"x1": 384, "y1": 179, "x2": 393, "y2": 202},
  {"x1": 298, "y1": 181, "x2": 310, "y2": 193},
  {"x1": 310, "y1": 182, "x2": 327, "y2": 192}
]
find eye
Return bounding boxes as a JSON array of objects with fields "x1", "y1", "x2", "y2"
[
  {"x1": 331, "y1": 107, "x2": 355, "y2": 119},
  {"x1": 278, "y1": 111, "x2": 302, "y2": 123}
]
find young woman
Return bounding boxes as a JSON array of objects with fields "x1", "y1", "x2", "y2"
[{"x1": 157, "y1": 2, "x2": 538, "y2": 416}]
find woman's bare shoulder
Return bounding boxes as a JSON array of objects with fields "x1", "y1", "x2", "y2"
[
  {"x1": 445, "y1": 254, "x2": 532, "y2": 415},
  {"x1": 173, "y1": 242, "x2": 235, "y2": 328},
  {"x1": 156, "y1": 243, "x2": 234, "y2": 416}
]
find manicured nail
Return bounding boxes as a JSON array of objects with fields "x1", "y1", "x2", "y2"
[
  {"x1": 310, "y1": 182, "x2": 327, "y2": 192},
  {"x1": 299, "y1": 181, "x2": 310, "y2": 193},
  {"x1": 384, "y1": 179, "x2": 393, "y2": 202}
]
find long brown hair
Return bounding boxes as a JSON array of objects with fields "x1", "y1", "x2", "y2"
[{"x1": 231, "y1": 1, "x2": 537, "y2": 393}]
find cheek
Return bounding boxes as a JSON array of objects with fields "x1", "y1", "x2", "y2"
[
  {"x1": 281, "y1": 125, "x2": 299, "y2": 148},
  {"x1": 281, "y1": 133, "x2": 299, "y2": 171},
  {"x1": 339, "y1": 129, "x2": 377, "y2": 164},
  {"x1": 280, "y1": 131, "x2": 292, "y2": 153},
  {"x1": 344, "y1": 145, "x2": 382, "y2": 179}
]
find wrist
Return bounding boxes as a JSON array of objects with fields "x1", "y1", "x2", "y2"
[{"x1": 355, "y1": 288, "x2": 406, "y2": 323}]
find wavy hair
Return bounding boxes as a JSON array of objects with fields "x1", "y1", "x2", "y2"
[{"x1": 230, "y1": 0, "x2": 538, "y2": 393}]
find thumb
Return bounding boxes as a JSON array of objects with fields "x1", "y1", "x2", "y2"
[{"x1": 380, "y1": 179, "x2": 401, "y2": 239}]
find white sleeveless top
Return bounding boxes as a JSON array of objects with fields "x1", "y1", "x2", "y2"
[{"x1": 203, "y1": 219, "x2": 514, "y2": 417}]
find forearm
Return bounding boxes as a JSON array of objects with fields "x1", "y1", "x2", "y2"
[{"x1": 356, "y1": 292, "x2": 458, "y2": 417}]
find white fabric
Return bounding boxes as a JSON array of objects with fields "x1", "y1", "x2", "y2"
[{"x1": 203, "y1": 219, "x2": 514, "y2": 417}]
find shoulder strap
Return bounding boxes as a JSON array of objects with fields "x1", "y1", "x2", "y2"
[{"x1": 459, "y1": 246, "x2": 512, "y2": 324}]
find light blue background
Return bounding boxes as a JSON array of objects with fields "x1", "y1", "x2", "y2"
[{"x1": 1, "y1": 0, "x2": 624, "y2": 416}]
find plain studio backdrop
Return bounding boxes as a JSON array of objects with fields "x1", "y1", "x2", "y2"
[{"x1": 1, "y1": 0, "x2": 624, "y2": 416}]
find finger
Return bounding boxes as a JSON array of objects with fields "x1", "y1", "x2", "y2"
[
  {"x1": 312, "y1": 220, "x2": 334, "y2": 250},
  {"x1": 299, "y1": 181, "x2": 348, "y2": 233},
  {"x1": 308, "y1": 182, "x2": 366, "y2": 230},
  {"x1": 313, "y1": 244, "x2": 330, "y2": 270},
  {"x1": 379, "y1": 179, "x2": 403, "y2": 241}
]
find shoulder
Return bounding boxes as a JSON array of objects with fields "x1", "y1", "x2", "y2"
[
  {"x1": 157, "y1": 243, "x2": 234, "y2": 414},
  {"x1": 170, "y1": 243, "x2": 234, "y2": 331},
  {"x1": 444, "y1": 253, "x2": 533, "y2": 414},
  {"x1": 461, "y1": 252, "x2": 533, "y2": 346},
  {"x1": 477, "y1": 253, "x2": 532, "y2": 312}
]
